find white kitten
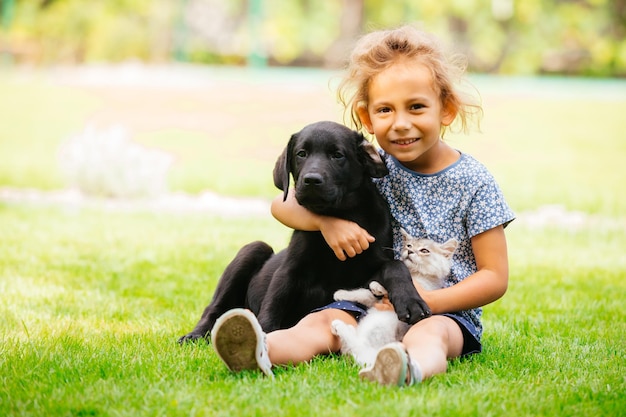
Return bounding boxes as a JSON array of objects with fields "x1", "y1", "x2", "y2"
[{"x1": 331, "y1": 230, "x2": 457, "y2": 367}]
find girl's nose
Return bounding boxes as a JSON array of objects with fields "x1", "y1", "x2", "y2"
[{"x1": 392, "y1": 111, "x2": 411, "y2": 131}]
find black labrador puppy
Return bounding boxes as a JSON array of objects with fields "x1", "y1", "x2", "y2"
[{"x1": 178, "y1": 121, "x2": 429, "y2": 343}]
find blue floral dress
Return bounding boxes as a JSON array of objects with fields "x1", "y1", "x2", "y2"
[{"x1": 374, "y1": 150, "x2": 515, "y2": 346}]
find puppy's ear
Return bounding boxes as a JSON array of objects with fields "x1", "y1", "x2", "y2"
[
  {"x1": 357, "y1": 134, "x2": 388, "y2": 178},
  {"x1": 273, "y1": 133, "x2": 295, "y2": 201}
]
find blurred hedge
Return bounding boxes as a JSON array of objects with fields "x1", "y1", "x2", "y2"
[{"x1": 0, "y1": 0, "x2": 624, "y2": 76}]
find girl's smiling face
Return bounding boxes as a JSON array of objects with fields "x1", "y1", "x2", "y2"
[{"x1": 357, "y1": 60, "x2": 457, "y2": 173}]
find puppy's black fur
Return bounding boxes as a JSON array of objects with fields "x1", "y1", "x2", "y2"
[{"x1": 178, "y1": 121, "x2": 429, "y2": 343}]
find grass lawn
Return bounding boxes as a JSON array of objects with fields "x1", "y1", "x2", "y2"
[
  {"x1": 1, "y1": 67, "x2": 625, "y2": 416},
  {"x1": 0, "y1": 207, "x2": 624, "y2": 416}
]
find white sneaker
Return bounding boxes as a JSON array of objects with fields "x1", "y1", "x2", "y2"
[
  {"x1": 358, "y1": 342, "x2": 418, "y2": 387},
  {"x1": 211, "y1": 308, "x2": 274, "y2": 378}
]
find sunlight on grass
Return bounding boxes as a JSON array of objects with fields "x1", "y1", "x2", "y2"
[
  {"x1": 448, "y1": 97, "x2": 626, "y2": 217},
  {"x1": 1, "y1": 205, "x2": 624, "y2": 416},
  {"x1": 1, "y1": 70, "x2": 625, "y2": 216},
  {"x1": 0, "y1": 74, "x2": 100, "y2": 190},
  {"x1": 134, "y1": 128, "x2": 280, "y2": 196}
]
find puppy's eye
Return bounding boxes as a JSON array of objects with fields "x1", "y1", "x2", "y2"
[
  {"x1": 331, "y1": 151, "x2": 344, "y2": 159},
  {"x1": 296, "y1": 150, "x2": 307, "y2": 158}
]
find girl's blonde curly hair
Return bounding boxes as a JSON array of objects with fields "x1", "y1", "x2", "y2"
[{"x1": 337, "y1": 25, "x2": 483, "y2": 137}]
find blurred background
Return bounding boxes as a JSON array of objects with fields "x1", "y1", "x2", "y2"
[
  {"x1": 0, "y1": 0, "x2": 625, "y2": 219},
  {"x1": 1, "y1": 0, "x2": 625, "y2": 75}
]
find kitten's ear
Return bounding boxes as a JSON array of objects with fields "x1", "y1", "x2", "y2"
[
  {"x1": 441, "y1": 239, "x2": 458, "y2": 258},
  {"x1": 400, "y1": 228, "x2": 410, "y2": 240}
]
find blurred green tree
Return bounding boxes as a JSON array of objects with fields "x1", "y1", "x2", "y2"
[{"x1": 0, "y1": 0, "x2": 623, "y2": 76}]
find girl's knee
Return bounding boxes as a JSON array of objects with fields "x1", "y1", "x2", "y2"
[
  {"x1": 403, "y1": 316, "x2": 464, "y2": 357},
  {"x1": 277, "y1": 309, "x2": 355, "y2": 355}
]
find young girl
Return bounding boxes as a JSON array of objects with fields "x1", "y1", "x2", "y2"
[{"x1": 210, "y1": 25, "x2": 514, "y2": 386}]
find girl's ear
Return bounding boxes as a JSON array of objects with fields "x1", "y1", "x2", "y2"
[
  {"x1": 441, "y1": 100, "x2": 457, "y2": 127},
  {"x1": 356, "y1": 105, "x2": 375, "y2": 134}
]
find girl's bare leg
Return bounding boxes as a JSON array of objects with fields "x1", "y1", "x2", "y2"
[
  {"x1": 402, "y1": 315, "x2": 464, "y2": 380},
  {"x1": 267, "y1": 309, "x2": 357, "y2": 365}
]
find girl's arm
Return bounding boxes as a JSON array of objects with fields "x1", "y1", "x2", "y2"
[
  {"x1": 270, "y1": 189, "x2": 375, "y2": 261},
  {"x1": 418, "y1": 226, "x2": 509, "y2": 313}
]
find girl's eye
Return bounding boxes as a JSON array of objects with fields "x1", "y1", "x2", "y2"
[
  {"x1": 296, "y1": 150, "x2": 307, "y2": 158},
  {"x1": 376, "y1": 107, "x2": 391, "y2": 114},
  {"x1": 411, "y1": 103, "x2": 426, "y2": 111}
]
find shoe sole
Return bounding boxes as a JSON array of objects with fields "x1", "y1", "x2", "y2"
[
  {"x1": 358, "y1": 343, "x2": 407, "y2": 386},
  {"x1": 212, "y1": 309, "x2": 272, "y2": 377}
]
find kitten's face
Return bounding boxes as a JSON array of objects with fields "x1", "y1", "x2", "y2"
[{"x1": 400, "y1": 229, "x2": 458, "y2": 283}]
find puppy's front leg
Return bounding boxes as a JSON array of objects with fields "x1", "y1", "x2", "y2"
[{"x1": 375, "y1": 260, "x2": 431, "y2": 324}]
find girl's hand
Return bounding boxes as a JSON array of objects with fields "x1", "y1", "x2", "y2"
[
  {"x1": 318, "y1": 217, "x2": 375, "y2": 261},
  {"x1": 271, "y1": 190, "x2": 375, "y2": 261},
  {"x1": 372, "y1": 296, "x2": 395, "y2": 312}
]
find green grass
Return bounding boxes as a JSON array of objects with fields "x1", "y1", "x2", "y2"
[
  {"x1": 1, "y1": 69, "x2": 625, "y2": 416},
  {"x1": 0, "y1": 206, "x2": 624, "y2": 417}
]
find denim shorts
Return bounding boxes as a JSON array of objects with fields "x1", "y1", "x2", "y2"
[{"x1": 314, "y1": 301, "x2": 482, "y2": 357}]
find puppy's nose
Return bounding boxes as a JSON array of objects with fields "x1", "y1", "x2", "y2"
[{"x1": 303, "y1": 173, "x2": 323, "y2": 186}]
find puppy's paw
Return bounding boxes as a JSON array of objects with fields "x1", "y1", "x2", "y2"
[
  {"x1": 396, "y1": 295, "x2": 431, "y2": 324},
  {"x1": 388, "y1": 289, "x2": 431, "y2": 325}
]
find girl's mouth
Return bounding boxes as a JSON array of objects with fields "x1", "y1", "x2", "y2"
[{"x1": 393, "y1": 138, "x2": 419, "y2": 145}]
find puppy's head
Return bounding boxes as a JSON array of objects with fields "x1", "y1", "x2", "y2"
[{"x1": 273, "y1": 121, "x2": 388, "y2": 213}]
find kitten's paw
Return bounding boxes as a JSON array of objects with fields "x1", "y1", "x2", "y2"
[
  {"x1": 330, "y1": 319, "x2": 343, "y2": 335},
  {"x1": 333, "y1": 290, "x2": 349, "y2": 301},
  {"x1": 369, "y1": 281, "x2": 388, "y2": 297}
]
